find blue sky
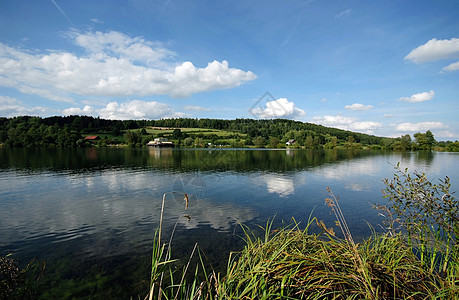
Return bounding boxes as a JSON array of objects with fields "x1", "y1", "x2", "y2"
[{"x1": 0, "y1": 0, "x2": 458, "y2": 140}]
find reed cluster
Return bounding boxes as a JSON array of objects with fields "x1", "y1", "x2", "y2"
[{"x1": 219, "y1": 221, "x2": 441, "y2": 299}]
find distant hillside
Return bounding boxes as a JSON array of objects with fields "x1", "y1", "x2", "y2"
[{"x1": 1, "y1": 115, "x2": 455, "y2": 151}]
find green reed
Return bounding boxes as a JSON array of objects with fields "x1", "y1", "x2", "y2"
[
  {"x1": 219, "y1": 214, "x2": 441, "y2": 299},
  {"x1": 377, "y1": 163, "x2": 458, "y2": 295},
  {"x1": 146, "y1": 191, "x2": 218, "y2": 300}
]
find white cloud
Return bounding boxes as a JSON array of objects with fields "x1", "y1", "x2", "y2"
[
  {"x1": 313, "y1": 115, "x2": 356, "y2": 126},
  {"x1": 344, "y1": 103, "x2": 373, "y2": 111},
  {"x1": 313, "y1": 115, "x2": 382, "y2": 133},
  {"x1": 350, "y1": 121, "x2": 382, "y2": 131},
  {"x1": 396, "y1": 121, "x2": 446, "y2": 132},
  {"x1": 0, "y1": 30, "x2": 257, "y2": 101},
  {"x1": 170, "y1": 60, "x2": 257, "y2": 97},
  {"x1": 62, "y1": 105, "x2": 95, "y2": 116},
  {"x1": 441, "y1": 61, "x2": 459, "y2": 72},
  {"x1": 399, "y1": 90, "x2": 435, "y2": 103},
  {"x1": 70, "y1": 30, "x2": 174, "y2": 65},
  {"x1": 0, "y1": 96, "x2": 48, "y2": 117},
  {"x1": 184, "y1": 105, "x2": 211, "y2": 112},
  {"x1": 405, "y1": 38, "x2": 459, "y2": 63},
  {"x1": 250, "y1": 98, "x2": 305, "y2": 119},
  {"x1": 97, "y1": 100, "x2": 186, "y2": 120}
]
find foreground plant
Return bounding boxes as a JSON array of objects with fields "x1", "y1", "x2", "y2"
[
  {"x1": 147, "y1": 191, "x2": 217, "y2": 300},
  {"x1": 376, "y1": 164, "x2": 458, "y2": 283},
  {"x1": 219, "y1": 217, "x2": 440, "y2": 299}
]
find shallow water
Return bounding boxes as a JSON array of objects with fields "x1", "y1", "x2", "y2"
[{"x1": 1, "y1": 148, "x2": 458, "y2": 298}]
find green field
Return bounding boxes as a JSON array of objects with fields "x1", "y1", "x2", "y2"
[
  {"x1": 82, "y1": 127, "x2": 247, "y2": 147},
  {"x1": 146, "y1": 127, "x2": 246, "y2": 138}
]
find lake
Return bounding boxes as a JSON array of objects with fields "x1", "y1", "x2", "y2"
[{"x1": 1, "y1": 148, "x2": 458, "y2": 298}]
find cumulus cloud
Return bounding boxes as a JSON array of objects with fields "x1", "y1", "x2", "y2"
[
  {"x1": 344, "y1": 103, "x2": 373, "y2": 111},
  {"x1": 250, "y1": 98, "x2": 305, "y2": 119},
  {"x1": 405, "y1": 38, "x2": 459, "y2": 63},
  {"x1": 399, "y1": 90, "x2": 435, "y2": 103},
  {"x1": 313, "y1": 115, "x2": 382, "y2": 133},
  {"x1": 395, "y1": 121, "x2": 446, "y2": 132},
  {"x1": 0, "y1": 30, "x2": 257, "y2": 101},
  {"x1": 97, "y1": 100, "x2": 186, "y2": 120},
  {"x1": 0, "y1": 96, "x2": 48, "y2": 117}
]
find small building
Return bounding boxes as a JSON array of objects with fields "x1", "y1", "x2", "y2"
[
  {"x1": 84, "y1": 135, "x2": 101, "y2": 141},
  {"x1": 286, "y1": 139, "x2": 296, "y2": 146},
  {"x1": 147, "y1": 138, "x2": 174, "y2": 147}
]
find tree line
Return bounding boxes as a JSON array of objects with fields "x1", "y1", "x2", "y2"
[{"x1": 0, "y1": 115, "x2": 457, "y2": 151}]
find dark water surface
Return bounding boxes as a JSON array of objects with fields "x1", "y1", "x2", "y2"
[{"x1": 1, "y1": 148, "x2": 458, "y2": 298}]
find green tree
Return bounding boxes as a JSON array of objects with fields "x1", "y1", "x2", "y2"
[
  {"x1": 183, "y1": 137, "x2": 193, "y2": 147},
  {"x1": 304, "y1": 135, "x2": 313, "y2": 149},
  {"x1": 268, "y1": 137, "x2": 279, "y2": 148},
  {"x1": 446, "y1": 141, "x2": 459, "y2": 152},
  {"x1": 393, "y1": 135, "x2": 412, "y2": 151},
  {"x1": 124, "y1": 130, "x2": 142, "y2": 146},
  {"x1": 414, "y1": 130, "x2": 436, "y2": 150},
  {"x1": 253, "y1": 136, "x2": 265, "y2": 148},
  {"x1": 172, "y1": 129, "x2": 182, "y2": 139},
  {"x1": 194, "y1": 137, "x2": 204, "y2": 147}
]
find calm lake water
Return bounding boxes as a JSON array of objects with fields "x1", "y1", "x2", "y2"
[{"x1": 1, "y1": 148, "x2": 458, "y2": 298}]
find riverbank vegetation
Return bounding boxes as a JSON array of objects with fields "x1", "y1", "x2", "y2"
[
  {"x1": 1, "y1": 115, "x2": 457, "y2": 151},
  {"x1": 146, "y1": 166, "x2": 458, "y2": 299}
]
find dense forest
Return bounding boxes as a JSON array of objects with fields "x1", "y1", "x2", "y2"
[{"x1": 0, "y1": 115, "x2": 458, "y2": 151}]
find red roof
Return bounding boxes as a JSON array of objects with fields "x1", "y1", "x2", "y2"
[{"x1": 84, "y1": 136, "x2": 100, "y2": 140}]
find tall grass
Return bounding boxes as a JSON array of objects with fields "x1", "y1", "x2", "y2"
[
  {"x1": 219, "y1": 192, "x2": 442, "y2": 299},
  {"x1": 146, "y1": 191, "x2": 217, "y2": 300}
]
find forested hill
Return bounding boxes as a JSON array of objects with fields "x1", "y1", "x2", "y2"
[
  {"x1": 1, "y1": 115, "x2": 455, "y2": 151},
  {"x1": 153, "y1": 117, "x2": 384, "y2": 145}
]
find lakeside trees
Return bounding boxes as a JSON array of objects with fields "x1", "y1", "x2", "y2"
[{"x1": 0, "y1": 116, "x2": 457, "y2": 151}]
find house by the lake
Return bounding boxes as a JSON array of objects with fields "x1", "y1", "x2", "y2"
[
  {"x1": 286, "y1": 139, "x2": 296, "y2": 146},
  {"x1": 147, "y1": 138, "x2": 174, "y2": 147},
  {"x1": 84, "y1": 136, "x2": 101, "y2": 144}
]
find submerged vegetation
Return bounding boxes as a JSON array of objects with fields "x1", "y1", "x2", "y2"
[
  {"x1": 146, "y1": 166, "x2": 458, "y2": 299},
  {"x1": 1, "y1": 115, "x2": 457, "y2": 150}
]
